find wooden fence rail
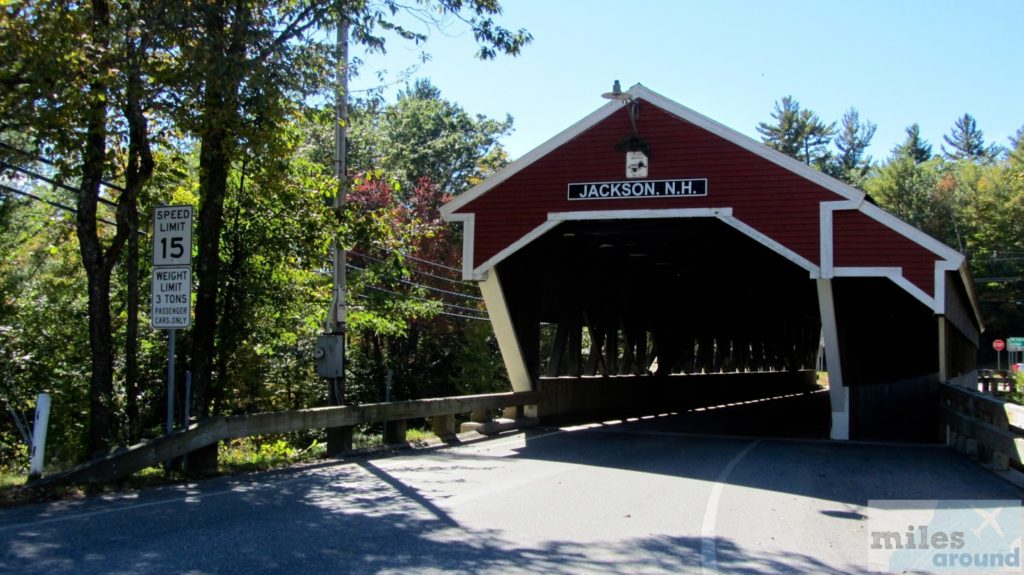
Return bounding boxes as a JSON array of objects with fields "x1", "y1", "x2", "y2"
[
  {"x1": 32, "y1": 390, "x2": 540, "y2": 488},
  {"x1": 939, "y1": 381, "x2": 1024, "y2": 472}
]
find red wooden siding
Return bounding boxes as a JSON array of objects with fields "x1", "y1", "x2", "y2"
[
  {"x1": 454, "y1": 104, "x2": 844, "y2": 269},
  {"x1": 832, "y1": 210, "x2": 936, "y2": 295}
]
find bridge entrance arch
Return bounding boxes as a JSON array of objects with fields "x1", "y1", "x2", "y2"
[{"x1": 441, "y1": 85, "x2": 981, "y2": 441}]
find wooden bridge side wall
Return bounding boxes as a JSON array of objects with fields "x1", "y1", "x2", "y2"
[
  {"x1": 536, "y1": 371, "x2": 820, "y2": 422},
  {"x1": 833, "y1": 277, "x2": 942, "y2": 441}
]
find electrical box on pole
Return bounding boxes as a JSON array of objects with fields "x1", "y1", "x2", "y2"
[{"x1": 314, "y1": 334, "x2": 345, "y2": 379}]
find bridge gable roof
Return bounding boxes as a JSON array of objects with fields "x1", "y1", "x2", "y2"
[{"x1": 441, "y1": 84, "x2": 980, "y2": 327}]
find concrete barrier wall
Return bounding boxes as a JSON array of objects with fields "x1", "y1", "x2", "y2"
[{"x1": 536, "y1": 370, "x2": 819, "y2": 422}]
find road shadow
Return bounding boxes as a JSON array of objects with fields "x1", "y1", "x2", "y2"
[{"x1": 0, "y1": 457, "x2": 857, "y2": 574}]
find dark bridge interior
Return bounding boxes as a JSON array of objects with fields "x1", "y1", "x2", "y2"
[
  {"x1": 497, "y1": 218, "x2": 822, "y2": 379},
  {"x1": 491, "y1": 217, "x2": 961, "y2": 441}
]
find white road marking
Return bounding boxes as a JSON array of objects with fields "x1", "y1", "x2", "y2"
[{"x1": 700, "y1": 439, "x2": 761, "y2": 575}]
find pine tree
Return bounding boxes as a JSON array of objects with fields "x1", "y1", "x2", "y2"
[
  {"x1": 892, "y1": 124, "x2": 933, "y2": 164},
  {"x1": 832, "y1": 108, "x2": 876, "y2": 186},
  {"x1": 1010, "y1": 124, "x2": 1024, "y2": 153},
  {"x1": 757, "y1": 96, "x2": 836, "y2": 165},
  {"x1": 1010, "y1": 125, "x2": 1024, "y2": 176},
  {"x1": 942, "y1": 113, "x2": 1001, "y2": 162}
]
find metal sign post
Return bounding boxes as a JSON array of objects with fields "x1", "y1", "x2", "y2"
[
  {"x1": 166, "y1": 329, "x2": 176, "y2": 435},
  {"x1": 1007, "y1": 337, "x2": 1024, "y2": 372},
  {"x1": 152, "y1": 205, "x2": 193, "y2": 436},
  {"x1": 993, "y1": 339, "x2": 1005, "y2": 371}
]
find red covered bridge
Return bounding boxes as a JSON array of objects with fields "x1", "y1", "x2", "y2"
[{"x1": 441, "y1": 84, "x2": 981, "y2": 441}]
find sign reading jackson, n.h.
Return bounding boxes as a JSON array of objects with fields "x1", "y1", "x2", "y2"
[{"x1": 568, "y1": 178, "x2": 707, "y2": 200}]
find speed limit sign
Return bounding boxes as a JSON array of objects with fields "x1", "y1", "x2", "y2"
[{"x1": 152, "y1": 205, "x2": 193, "y2": 266}]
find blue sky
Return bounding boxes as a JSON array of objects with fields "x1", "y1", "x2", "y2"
[{"x1": 350, "y1": 0, "x2": 1023, "y2": 163}]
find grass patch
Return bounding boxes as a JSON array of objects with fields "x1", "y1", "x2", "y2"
[
  {"x1": 0, "y1": 425, "x2": 444, "y2": 508},
  {"x1": 405, "y1": 428, "x2": 438, "y2": 443},
  {"x1": 219, "y1": 436, "x2": 325, "y2": 473},
  {"x1": 0, "y1": 470, "x2": 26, "y2": 490}
]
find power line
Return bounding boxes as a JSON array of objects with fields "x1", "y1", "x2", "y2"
[
  {"x1": 317, "y1": 264, "x2": 489, "y2": 318},
  {"x1": 344, "y1": 260, "x2": 483, "y2": 300},
  {"x1": 1, "y1": 160, "x2": 120, "y2": 209},
  {"x1": 435, "y1": 310, "x2": 491, "y2": 322},
  {"x1": 402, "y1": 250, "x2": 462, "y2": 273},
  {"x1": 354, "y1": 293, "x2": 489, "y2": 322},
  {"x1": 362, "y1": 283, "x2": 488, "y2": 317},
  {"x1": 350, "y1": 249, "x2": 476, "y2": 288},
  {"x1": 0, "y1": 141, "x2": 126, "y2": 193},
  {"x1": 0, "y1": 183, "x2": 129, "y2": 230}
]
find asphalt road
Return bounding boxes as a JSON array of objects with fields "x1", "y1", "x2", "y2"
[{"x1": 1, "y1": 397, "x2": 1021, "y2": 574}]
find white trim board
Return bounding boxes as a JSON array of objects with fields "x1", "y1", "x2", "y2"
[
  {"x1": 832, "y1": 266, "x2": 937, "y2": 312},
  {"x1": 440, "y1": 99, "x2": 622, "y2": 218},
  {"x1": 463, "y1": 208, "x2": 820, "y2": 280}
]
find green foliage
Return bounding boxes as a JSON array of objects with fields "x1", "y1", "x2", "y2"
[
  {"x1": 2, "y1": 0, "x2": 528, "y2": 468},
  {"x1": 0, "y1": 194, "x2": 92, "y2": 464},
  {"x1": 450, "y1": 318, "x2": 509, "y2": 395},
  {"x1": 219, "y1": 436, "x2": 323, "y2": 471},
  {"x1": 828, "y1": 108, "x2": 877, "y2": 188},
  {"x1": 210, "y1": 130, "x2": 337, "y2": 415},
  {"x1": 866, "y1": 157, "x2": 951, "y2": 243},
  {"x1": 1011, "y1": 372, "x2": 1024, "y2": 405},
  {"x1": 756, "y1": 95, "x2": 836, "y2": 166},
  {"x1": 892, "y1": 124, "x2": 933, "y2": 164},
  {"x1": 942, "y1": 113, "x2": 1002, "y2": 162},
  {"x1": 348, "y1": 79, "x2": 513, "y2": 196},
  {"x1": 404, "y1": 427, "x2": 438, "y2": 443},
  {"x1": 0, "y1": 469, "x2": 26, "y2": 490}
]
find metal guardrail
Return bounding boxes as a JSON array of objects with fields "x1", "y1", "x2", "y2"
[
  {"x1": 939, "y1": 381, "x2": 1024, "y2": 472},
  {"x1": 31, "y1": 390, "x2": 540, "y2": 488}
]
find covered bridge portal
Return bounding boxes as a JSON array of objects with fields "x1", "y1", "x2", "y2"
[{"x1": 441, "y1": 85, "x2": 982, "y2": 441}]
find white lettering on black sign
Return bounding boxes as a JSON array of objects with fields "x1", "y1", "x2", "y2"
[{"x1": 567, "y1": 178, "x2": 707, "y2": 200}]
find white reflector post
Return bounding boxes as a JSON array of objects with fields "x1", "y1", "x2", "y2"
[{"x1": 28, "y1": 392, "x2": 51, "y2": 480}]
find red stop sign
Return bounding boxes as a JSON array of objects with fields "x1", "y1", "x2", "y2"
[{"x1": 993, "y1": 339, "x2": 1006, "y2": 351}]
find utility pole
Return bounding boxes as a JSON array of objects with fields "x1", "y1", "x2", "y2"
[{"x1": 315, "y1": 16, "x2": 352, "y2": 454}]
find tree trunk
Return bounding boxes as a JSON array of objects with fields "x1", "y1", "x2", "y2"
[
  {"x1": 214, "y1": 167, "x2": 248, "y2": 414},
  {"x1": 79, "y1": 0, "x2": 115, "y2": 456},
  {"x1": 121, "y1": 20, "x2": 154, "y2": 442},
  {"x1": 191, "y1": 125, "x2": 230, "y2": 418},
  {"x1": 190, "y1": 3, "x2": 241, "y2": 418},
  {"x1": 124, "y1": 219, "x2": 140, "y2": 440}
]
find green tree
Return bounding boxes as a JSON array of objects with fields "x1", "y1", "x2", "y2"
[
  {"x1": 756, "y1": 95, "x2": 836, "y2": 165},
  {"x1": 866, "y1": 156, "x2": 958, "y2": 245},
  {"x1": 172, "y1": 0, "x2": 531, "y2": 419},
  {"x1": 1, "y1": 0, "x2": 157, "y2": 452},
  {"x1": 892, "y1": 123, "x2": 933, "y2": 164},
  {"x1": 0, "y1": 193, "x2": 92, "y2": 465},
  {"x1": 1009, "y1": 125, "x2": 1024, "y2": 175},
  {"x1": 942, "y1": 113, "x2": 1002, "y2": 162},
  {"x1": 211, "y1": 145, "x2": 336, "y2": 414},
  {"x1": 829, "y1": 108, "x2": 876, "y2": 187},
  {"x1": 348, "y1": 79, "x2": 513, "y2": 196}
]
